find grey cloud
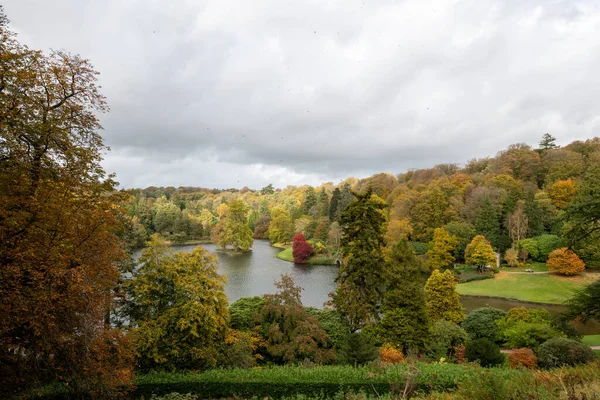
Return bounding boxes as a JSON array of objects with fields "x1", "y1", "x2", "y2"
[{"x1": 4, "y1": 0, "x2": 600, "y2": 188}]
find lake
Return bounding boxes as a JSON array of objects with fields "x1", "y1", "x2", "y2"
[{"x1": 134, "y1": 239, "x2": 599, "y2": 333}]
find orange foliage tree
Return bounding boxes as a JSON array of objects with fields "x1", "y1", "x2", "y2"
[
  {"x1": 546, "y1": 248, "x2": 585, "y2": 275},
  {"x1": 0, "y1": 9, "x2": 133, "y2": 397},
  {"x1": 508, "y1": 348, "x2": 538, "y2": 369}
]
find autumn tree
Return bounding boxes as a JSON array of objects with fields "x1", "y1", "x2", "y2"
[
  {"x1": 332, "y1": 191, "x2": 387, "y2": 330},
  {"x1": 376, "y1": 240, "x2": 430, "y2": 353},
  {"x1": 444, "y1": 222, "x2": 476, "y2": 263},
  {"x1": 426, "y1": 227, "x2": 458, "y2": 270},
  {"x1": 292, "y1": 233, "x2": 313, "y2": 263},
  {"x1": 425, "y1": 269, "x2": 465, "y2": 324},
  {"x1": 506, "y1": 200, "x2": 529, "y2": 248},
  {"x1": 256, "y1": 274, "x2": 333, "y2": 364},
  {"x1": 268, "y1": 206, "x2": 293, "y2": 244},
  {"x1": 0, "y1": 13, "x2": 134, "y2": 396},
  {"x1": 385, "y1": 218, "x2": 413, "y2": 245},
  {"x1": 546, "y1": 248, "x2": 585, "y2": 276},
  {"x1": 550, "y1": 179, "x2": 577, "y2": 209},
  {"x1": 465, "y1": 235, "x2": 497, "y2": 272},
  {"x1": 327, "y1": 221, "x2": 342, "y2": 254},
  {"x1": 219, "y1": 200, "x2": 254, "y2": 252},
  {"x1": 253, "y1": 215, "x2": 271, "y2": 239},
  {"x1": 126, "y1": 235, "x2": 229, "y2": 370}
]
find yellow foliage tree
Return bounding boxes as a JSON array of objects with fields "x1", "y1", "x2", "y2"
[
  {"x1": 426, "y1": 227, "x2": 458, "y2": 270},
  {"x1": 425, "y1": 269, "x2": 465, "y2": 324},
  {"x1": 385, "y1": 218, "x2": 413, "y2": 245},
  {"x1": 465, "y1": 235, "x2": 497, "y2": 272},
  {"x1": 549, "y1": 179, "x2": 577, "y2": 209},
  {"x1": 547, "y1": 247, "x2": 585, "y2": 276}
]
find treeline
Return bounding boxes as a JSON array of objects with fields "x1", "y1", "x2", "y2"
[{"x1": 124, "y1": 133, "x2": 600, "y2": 269}]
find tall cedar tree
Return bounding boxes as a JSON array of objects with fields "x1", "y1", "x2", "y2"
[
  {"x1": 0, "y1": 11, "x2": 134, "y2": 397},
  {"x1": 475, "y1": 198, "x2": 501, "y2": 250},
  {"x1": 219, "y1": 200, "x2": 254, "y2": 252},
  {"x1": 329, "y1": 187, "x2": 341, "y2": 221},
  {"x1": 303, "y1": 187, "x2": 318, "y2": 216},
  {"x1": 425, "y1": 269, "x2": 465, "y2": 324},
  {"x1": 332, "y1": 190, "x2": 387, "y2": 330},
  {"x1": 256, "y1": 274, "x2": 334, "y2": 364},
  {"x1": 127, "y1": 235, "x2": 229, "y2": 371},
  {"x1": 318, "y1": 188, "x2": 330, "y2": 217},
  {"x1": 564, "y1": 160, "x2": 600, "y2": 268},
  {"x1": 426, "y1": 227, "x2": 458, "y2": 270},
  {"x1": 376, "y1": 240, "x2": 431, "y2": 353},
  {"x1": 292, "y1": 233, "x2": 313, "y2": 263}
]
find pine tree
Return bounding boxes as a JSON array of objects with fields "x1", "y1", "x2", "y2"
[
  {"x1": 539, "y1": 133, "x2": 558, "y2": 150},
  {"x1": 318, "y1": 189, "x2": 330, "y2": 217},
  {"x1": 329, "y1": 187, "x2": 341, "y2": 221},
  {"x1": 332, "y1": 190, "x2": 387, "y2": 330},
  {"x1": 475, "y1": 198, "x2": 501, "y2": 249},
  {"x1": 425, "y1": 269, "x2": 465, "y2": 324},
  {"x1": 303, "y1": 187, "x2": 318, "y2": 216},
  {"x1": 376, "y1": 240, "x2": 430, "y2": 353},
  {"x1": 426, "y1": 227, "x2": 458, "y2": 270}
]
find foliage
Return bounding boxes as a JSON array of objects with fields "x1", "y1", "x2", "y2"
[
  {"x1": 535, "y1": 234, "x2": 563, "y2": 260},
  {"x1": 506, "y1": 200, "x2": 529, "y2": 248},
  {"x1": 0, "y1": 15, "x2": 134, "y2": 396},
  {"x1": 305, "y1": 308, "x2": 349, "y2": 355},
  {"x1": 218, "y1": 200, "x2": 254, "y2": 252},
  {"x1": 411, "y1": 241, "x2": 430, "y2": 255},
  {"x1": 426, "y1": 320, "x2": 469, "y2": 360},
  {"x1": 338, "y1": 332, "x2": 379, "y2": 366},
  {"x1": 504, "y1": 248, "x2": 519, "y2": 267},
  {"x1": 268, "y1": 207, "x2": 293, "y2": 244},
  {"x1": 229, "y1": 296, "x2": 265, "y2": 331},
  {"x1": 461, "y1": 307, "x2": 506, "y2": 341},
  {"x1": 565, "y1": 279, "x2": 600, "y2": 323},
  {"x1": 384, "y1": 218, "x2": 413, "y2": 245},
  {"x1": 256, "y1": 274, "x2": 334, "y2": 364},
  {"x1": 127, "y1": 236, "x2": 229, "y2": 371},
  {"x1": 444, "y1": 222, "x2": 476, "y2": 263},
  {"x1": 518, "y1": 238, "x2": 539, "y2": 261},
  {"x1": 496, "y1": 307, "x2": 561, "y2": 350},
  {"x1": 425, "y1": 270, "x2": 465, "y2": 324},
  {"x1": 426, "y1": 228, "x2": 458, "y2": 270},
  {"x1": 292, "y1": 233, "x2": 314, "y2": 264},
  {"x1": 332, "y1": 191, "x2": 387, "y2": 330},
  {"x1": 376, "y1": 240, "x2": 431, "y2": 353},
  {"x1": 537, "y1": 337, "x2": 595, "y2": 369},
  {"x1": 547, "y1": 247, "x2": 585, "y2": 275},
  {"x1": 253, "y1": 215, "x2": 271, "y2": 238},
  {"x1": 508, "y1": 348, "x2": 538, "y2": 369},
  {"x1": 464, "y1": 338, "x2": 505, "y2": 367},
  {"x1": 378, "y1": 344, "x2": 405, "y2": 365},
  {"x1": 539, "y1": 133, "x2": 558, "y2": 150},
  {"x1": 465, "y1": 235, "x2": 496, "y2": 271},
  {"x1": 550, "y1": 178, "x2": 577, "y2": 209},
  {"x1": 217, "y1": 329, "x2": 261, "y2": 369}
]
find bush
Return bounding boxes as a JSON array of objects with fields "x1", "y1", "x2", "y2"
[
  {"x1": 518, "y1": 238, "x2": 539, "y2": 261},
  {"x1": 508, "y1": 348, "x2": 537, "y2": 369},
  {"x1": 305, "y1": 307, "x2": 349, "y2": 352},
  {"x1": 461, "y1": 307, "x2": 506, "y2": 341},
  {"x1": 229, "y1": 296, "x2": 265, "y2": 330},
  {"x1": 411, "y1": 241, "x2": 430, "y2": 255},
  {"x1": 547, "y1": 247, "x2": 585, "y2": 275},
  {"x1": 292, "y1": 233, "x2": 314, "y2": 264},
  {"x1": 426, "y1": 320, "x2": 469, "y2": 360},
  {"x1": 536, "y1": 234, "x2": 563, "y2": 260},
  {"x1": 537, "y1": 337, "x2": 595, "y2": 369},
  {"x1": 339, "y1": 332, "x2": 379, "y2": 366},
  {"x1": 464, "y1": 338, "x2": 504, "y2": 367},
  {"x1": 504, "y1": 248, "x2": 519, "y2": 267},
  {"x1": 496, "y1": 307, "x2": 561, "y2": 350},
  {"x1": 379, "y1": 344, "x2": 405, "y2": 365}
]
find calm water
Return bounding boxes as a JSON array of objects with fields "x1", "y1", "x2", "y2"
[{"x1": 133, "y1": 240, "x2": 599, "y2": 333}]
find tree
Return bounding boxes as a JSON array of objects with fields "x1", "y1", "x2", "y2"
[
  {"x1": 303, "y1": 187, "x2": 318, "y2": 217},
  {"x1": 268, "y1": 206, "x2": 293, "y2": 244},
  {"x1": 426, "y1": 227, "x2": 458, "y2": 270},
  {"x1": 376, "y1": 240, "x2": 431, "y2": 353},
  {"x1": 253, "y1": 215, "x2": 270, "y2": 239},
  {"x1": 475, "y1": 198, "x2": 502, "y2": 250},
  {"x1": 313, "y1": 217, "x2": 330, "y2": 243},
  {"x1": 565, "y1": 279, "x2": 600, "y2": 323},
  {"x1": 219, "y1": 200, "x2": 254, "y2": 252},
  {"x1": 332, "y1": 191, "x2": 387, "y2": 330},
  {"x1": 327, "y1": 221, "x2": 342, "y2": 254},
  {"x1": 261, "y1": 183, "x2": 274, "y2": 195},
  {"x1": 426, "y1": 320, "x2": 468, "y2": 360},
  {"x1": 385, "y1": 218, "x2": 413, "y2": 245},
  {"x1": 506, "y1": 200, "x2": 529, "y2": 248},
  {"x1": 410, "y1": 186, "x2": 452, "y2": 241},
  {"x1": 550, "y1": 179, "x2": 577, "y2": 209},
  {"x1": 539, "y1": 133, "x2": 558, "y2": 150},
  {"x1": 329, "y1": 187, "x2": 341, "y2": 221},
  {"x1": 504, "y1": 248, "x2": 519, "y2": 267},
  {"x1": 126, "y1": 235, "x2": 229, "y2": 371},
  {"x1": 229, "y1": 296, "x2": 266, "y2": 331},
  {"x1": 465, "y1": 235, "x2": 497, "y2": 272},
  {"x1": 0, "y1": 15, "x2": 134, "y2": 396},
  {"x1": 256, "y1": 274, "x2": 333, "y2": 364},
  {"x1": 462, "y1": 308, "x2": 506, "y2": 341},
  {"x1": 292, "y1": 233, "x2": 313, "y2": 264},
  {"x1": 317, "y1": 188, "x2": 330, "y2": 217},
  {"x1": 496, "y1": 307, "x2": 560, "y2": 350},
  {"x1": 444, "y1": 222, "x2": 476, "y2": 262},
  {"x1": 464, "y1": 338, "x2": 504, "y2": 367},
  {"x1": 546, "y1": 248, "x2": 585, "y2": 275},
  {"x1": 425, "y1": 269, "x2": 465, "y2": 324}
]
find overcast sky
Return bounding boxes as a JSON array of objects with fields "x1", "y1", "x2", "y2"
[{"x1": 4, "y1": 1, "x2": 600, "y2": 189}]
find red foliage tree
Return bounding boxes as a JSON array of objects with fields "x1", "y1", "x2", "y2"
[
  {"x1": 292, "y1": 233, "x2": 313, "y2": 264},
  {"x1": 508, "y1": 348, "x2": 538, "y2": 369}
]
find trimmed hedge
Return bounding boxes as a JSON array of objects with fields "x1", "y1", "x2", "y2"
[{"x1": 133, "y1": 364, "x2": 521, "y2": 399}]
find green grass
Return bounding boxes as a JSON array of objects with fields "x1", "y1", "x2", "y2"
[
  {"x1": 583, "y1": 335, "x2": 600, "y2": 346},
  {"x1": 594, "y1": 350, "x2": 600, "y2": 358},
  {"x1": 457, "y1": 271, "x2": 590, "y2": 304},
  {"x1": 500, "y1": 262, "x2": 549, "y2": 272},
  {"x1": 276, "y1": 246, "x2": 336, "y2": 265}
]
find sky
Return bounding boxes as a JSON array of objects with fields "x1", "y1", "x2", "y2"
[{"x1": 4, "y1": 0, "x2": 600, "y2": 189}]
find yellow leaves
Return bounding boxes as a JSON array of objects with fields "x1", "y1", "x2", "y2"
[
  {"x1": 547, "y1": 247, "x2": 585, "y2": 276},
  {"x1": 549, "y1": 178, "x2": 577, "y2": 209}
]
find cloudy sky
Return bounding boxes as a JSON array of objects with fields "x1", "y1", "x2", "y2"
[{"x1": 4, "y1": 1, "x2": 600, "y2": 189}]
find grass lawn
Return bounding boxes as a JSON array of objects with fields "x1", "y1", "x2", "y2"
[
  {"x1": 583, "y1": 335, "x2": 600, "y2": 346},
  {"x1": 457, "y1": 271, "x2": 595, "y2": 304},
  {"x1": 500, "y1": 261, "x2": 548, "y2": 272},
  {"x1": 276, "y1": 246, "x2": 336, "y2": 265}
]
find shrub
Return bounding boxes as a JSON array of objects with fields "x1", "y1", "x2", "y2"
[
  {"x1": 518, "y1": 238, "x2": 539, "y2": 261},
  {"x1": 537, "y1": 337, "x2": 595, "y2": 369},
  {"x1": 292, "y1": 233, "x2": 314, "y2": 264},
  {"x1": 536, "y1": 234, "x2": 563, "y2": 260},
  {"x1": 508, "y1": 348, "x2": 537, "y2": 369},
  {"x1": 496, "y1": 307, "x2": 561, "y2": 350},
  {"x1": 504, "y1": 248, "x2": 519, "y2": 267},
  {"x1": 464, "y1": 338, "x2": 504, "y2": 367},
  {"x1": 339, "y1": 332, "x2": 379, "y2": 366},
  {"x1": 461, "y1": 307, "x2": 506, "y2": 341},
  {"x1": 379, "y1": 344, "x2": 405, "y2": 365},
  {"x1": 547, "y1": 247, "x2": 585, "y2": 275},
  {"x1": 229, "y1": 296, "x2": 265, "y2": 330},
  {"x1": 411, "y1": 241, "x2": 430, "y2": 255},
  {"x1": 426, "y1": 320, "x2": 469, "y2": 361}
]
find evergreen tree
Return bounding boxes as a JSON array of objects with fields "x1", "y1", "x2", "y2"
[
  {"x1": 475, "y1": 198, "x2": 501, "y2": 250},
  {"x1": 425, "y1": 269, "x2": 465, "y2": 324},
  {"x1": 337, "y1": 184, "x2": 355, "y2": 219},
  {"x1": 376, "y1": 240, "x2": 430, "y2": 353},
  {"x1": 539, "y1": 133, "x2": 558, "y2": 150},
  {"x1": 329, "y1": 187, "x2": 341, "y2": 221},
  {"x1": 303, "y1": 187, "x2": 318, "y2": 216},
  {"x1": 332, "y1": 191, "x2": 387, "y2": 330},
  {"x1": 260, "y1": 183, "x2": 275, "y2": 195},
  {"x1": 318, "y1": 188, "x2": 330, "y2": 217}
]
